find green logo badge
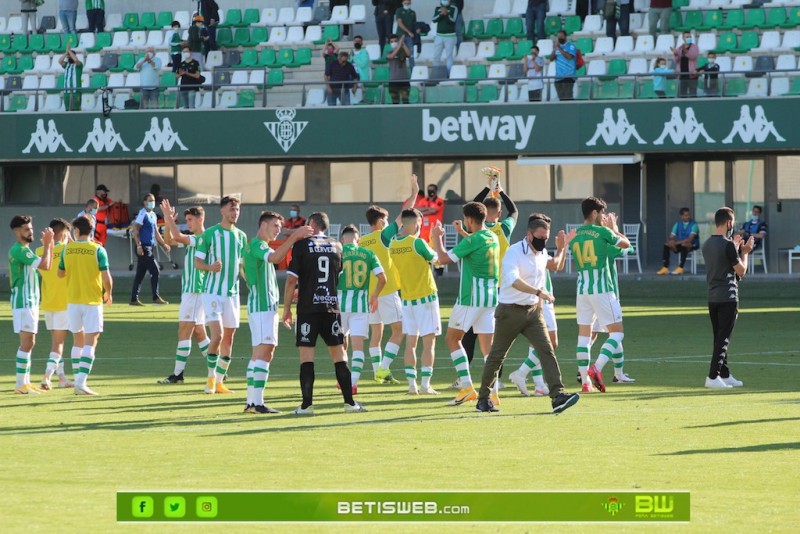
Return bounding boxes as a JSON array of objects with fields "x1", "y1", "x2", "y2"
[
  {"x1": 131, "y1": 496, "x2": 154, "y2": 518},
  {"x1": 603, "y1": 496, "x2": 624, "y2": 516},
  {"x1": 164, "y1": 496, "x2": 186, "y2": 518},
  {"x1": 196, "y1": 496, "x2": 218, "y2": 518}
]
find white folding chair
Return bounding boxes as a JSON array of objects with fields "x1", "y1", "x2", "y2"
[
  {"x1": 620, "y1": 223, "x2": 642, "y2": 274},
  {"x1": 748, "y1": 244, "x2": 768, "y2": 274}
]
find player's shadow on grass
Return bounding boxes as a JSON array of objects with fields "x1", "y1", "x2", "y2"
[
  {"x1": 661, "y1": 442, "x2": 800, "y2": 456},
  {"x1": 684, "y1": 416, "x2": 800, "y2": 429},
  {"x1": 607, "y1": 388, "x2": 795, "y2": 401}
]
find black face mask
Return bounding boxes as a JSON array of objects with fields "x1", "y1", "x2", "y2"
[
  {"x1": 558, "y1": 38, "x2": 566, "y2": 45},
  {"x1": 354, "y1": 43, "x2": 362, "y2": 50},
  {"x1": 531, "y1": 237, "x2": 547, "y2": 251},
  {"x1": 427, "y1": 189, "x2": 436, "y2": 197},
  {"x1": 726, "y1": 224, "x2": 734, "y2": 240}
]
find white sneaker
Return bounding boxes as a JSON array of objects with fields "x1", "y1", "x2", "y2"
[
  {"x1": 449, "y1": 378, "x2": 462, "y2": 390},
  {"x1": 292, "y1": 405, "x2": 314, "y2": 415},
  {"x1": 344, "y1": 401, "x2": 367, "y2": 413},
  {"x1": 722, "y1": 375, "x2": 743, "y2": 387},
  {"x1": 613, "y1": 373, "x2": 636, "y2": 383},
  {"x1": 74, "y1": 384, "x2": 99, "y2": 396},
  {"x1": 508, "y1": 370, "x2": 531, "y2": 396},
  {"x1": 704, "y1": 376, "x2": 732, "y2": 389},
  {"x1": 419, "y1": 386, "x2": 440, "y2": 395},
  {"x1": 407, "y1": 384, "x2": 419, "y2": 395}
]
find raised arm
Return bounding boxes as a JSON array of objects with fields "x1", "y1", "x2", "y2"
[
  {"x1": 430, "y1": 221, "x2": 453, "y2": 265},
  {"x1": 269, "y1": 226, "x2": 313, "y2": 264},
  {"x1": 498, "y1": 190, "x2": 518, "y2": 222},
  {"x1": 394, "y1": 173, "x2": 421, "y2": 224},
  {"x1": 159, "y1": 199, "x2": 191, "y2": 247}
]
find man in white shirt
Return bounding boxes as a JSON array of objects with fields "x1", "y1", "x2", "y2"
[
  {"x1": 476, "y1": 217, "x2": 580, "y2": 414},
  {"x1": 76, "y1": 198, "x2": 98, "y2": 242}
]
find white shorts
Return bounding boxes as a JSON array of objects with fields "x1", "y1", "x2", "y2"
[
  {"x1": 67, "y1": 303, "x2": 103, "y2": 334},
  {"x1": 447, "y1": 304, "x2": 495, "y2": 334},
  {"x1": 203, "y1": 294, "x2": 241, "y2": 329},
  {"x1": 401, "y1": 300, "x2": 442, "y2": 337},
  {"x1": 12, "y1": 307, "x2": 39, "y2": 334},
  {"x1": 179, "y1": 293, "x2": 206, "y2": 325},
  {"x1": 44, "y1": 310, "x2": 70, "y2": 331},
  {"x1": 543, "y1": 301, "x2": 557, "y2": 332},
  {"x1": 593, "y1": 318, "x2": 608, "y2": 334},
  {"x1": 576, "y1": 293, "x2": 623, "y2": 328},
  {"x1": 248, "y1": 311, "x2": 279, "y2": 347},
  {"x1": 341, "y1": 311, "x2": 370, "y2": 338},
  {"x1": 368, "y1": 292, "x2": 403, "y2": 325}
]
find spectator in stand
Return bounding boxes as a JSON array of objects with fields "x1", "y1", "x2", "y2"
[
  {"x1": 201, "y1": 0, "x2": 219, "y2": 24},
  {"x1": 606, "y1": 0, "x2": 632, "y2": 39},
  {"x1": 523, "y1": 46, "x2": 544, "y2": 102},
  {"x1": 352, "y1": 35, "x2": 371, "y2": 83},
  {"x1": 697, "y1": 52, "x2": 720, "y2": 97},
  {"x1": 201, "y1": 19, "x2": 218, "y2": 60},
  {"x1": 188, "y1": 15, "x2": 204, "y2": 68},
  {"x1": 657, "y1": 207, "x2": 699, "y2": 275},
  {"x1": 59, "y1": 0, "x2": 78, "y2": 34},
  {"x1": 93, "y1": 184, "x2": 115, "y2": 246},
  {"x1": 576, "y1": 0, "x2": 602, "y2": 23},
  {"x1": 453, "y1": 0, "x2": 465, "y2": 48},
  {"x1": 549, "y1": 30, "x2": 577, "y2": 101},
  {"x1": 649, "y1": 0, "x2": 671, "y2": 36},
  {"x1": 738, "y1": 205, "x2": 768, "y2": 251},
  {"x1": 432, "y1": 0, "x2": 458, "y2": 74},
  {"x1": 20, "y1": 0, "x2": 38, "y2": 34},
  {"x1": 526, "y1": 0, "x2": 547, "y2": 43},
  {"x1": 168, "y1": 21, "x2": 182, "y2": 73},
  {"x1": 387, "y1": 34, "x2": 411, "y2": 104},
  {"x1": 178, "y1": 47, "x2": 202, "y2": 109},
  {"x1": 59, "y1": 43, "x2": 83, "y2": 112},
  {"x1": 298, "y1": 0, "x2": 315, "y2": 7},
  {"x1": 325, "y1": 51, "x2": 359, "y2": 106},
  {"x1": 322, "y1": 39, "x2": 339, "y2": 67},
  {"x1": 331, "y1": 0, "x2": 351, "y2": 38},
  {"x1": 652, "y1": 57, "x2": 672, "y2": 98},
  {"x1": 671, "y1": 31, "x2": 699, "y2": 98},
  {"x1": 374, "y1": 1, "x2": 401, "y2": 52},
  {"x1": 136, "y1": 47, "x2": 162, "y2": 110},
  {"x1": 284, "y1": 205, "x2": 307, "y2": 236},
  {"x1": 396, "y1": 0, "x2": 418, "y2": 70},
  {"x1": 86, "y1": 0, "x2": 105, "y2": 33}
]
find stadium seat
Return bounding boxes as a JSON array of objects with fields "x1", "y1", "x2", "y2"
[
  {"x1": 698, "y1": 10, "x2": 723, "y2": 31},
  {"x1": 32, "y1": 54, "x2": 51, "y2": 73},
  {"x1": 295, "y1": 7, "x2": 313, "y2": 25},
  {"x1": 235, "y1": 28, "x2": 258, "y2": 47},
  {"x1": 285, "y1": 26, "x2": 305, "y2": 44},
  {"x1": 110, "y1": 31, "x2": 130, "y2": 51},
  {"x1": 5, "y1": 15, "x2": 21, "y2": 34},
  {"x1": 575, "y1": 15, "x2": 602, "y2": 36},
  {"x1": 675, "y1": 10, "x2": 703, "y2": 32},
  {"x1": 205, "y1": 50, "x2": 223, "y2": 69},
  {"x1": 260, "y1": 8, "x2": 278, "y2": 26},
  {"x1": 741, "y1": 8, "x2": 767, "y2": 30},
  {"x1": 614, "y1": 36, "x2": 634, "y2": 55},
  {"x1": 604, "y1": 58, "x2": 628, "y2": 79},
  {"x1": 775, "y1": 53, "x2": 797, "y2": 72},
  {"x1": 305, "y1": 87, "x2": 326, "y2": 107},
  {"x1": 443, "y1": 64, "x2": 467, "y2": 85},
  {"x1": 26, "y1": 33, "x2": 45, "y2": 53},
  {"x1": 138, "y1": 12, "x2": 158, "y2": 31},
  {"x1": 564, "y1": 16, "x2": 581, "y2": 35},
  {"x1": 489, "y1": 0, "x2": 513, "y2": 17},
  {"x1": 10, "y1": 34, "x2": 28, "y2": 53},
  {"x1": 780, "y1": 7, "x2": 800, "y2": 29},
  {"x1": 236, "y1": 49, "x2": 258, "y2": 69},
  {"x1": 486, "y1": 63, "x2": 507, "y2": 81},
  {"x1": 488, "y1": 40, "x2": 514, "y2": 61},
  {"x1": 587, "y1": 37, "x2": 614, "y2": 57},
  {"x1": 770, "y1": 76, "x2": 789, "y2": 96},
  {"x1": 314, "y1": 24, "x2": 339, "y2": 44},
  {"x1": 265, "y1": 68, "x2": 284, "y2": 88},
  {"x1": 476, "y1": 41, "x2": 496, "y2": 60},
  {"x1": 229, "y1": 70, "x2": 248, "y2": 86},
  {"x1": 780, "y1": 30, "x2": 800, "y2": 50},
  {"x1": 720, "y1": 8, "x2": 745, "y2": 30},
  {"x1": 84, "y1": 53, "x2": 102, "y2": 72},
  {"x1": 501, "y1": 18, "x2": 526, "y2": 39},
  {"x1": 576, "y1": 37, "x2": 594, "y2": 55},
  {"x1": 724, "y1": 78, "x2": 747, "y2": 96},
  {"x1": 712, "y1": 32, "x2": 737, "y2": 54},
  {"x1": 483, "y1": 19, "x2": 504, "y2": 39},
  {"x1": 687, "y1": 0, "x2": 710, "y2": 9},
  {"x1": 634, "y1": 35, "x2": 654, "y2": 54},
  {"x1": 42, "y1": 93, "x2": 63, "y2": 111},
  {"x1": 411, "y1": 65, "x2": 429, "y2": 85},
  {"x1": 290, "y1": 48, "x2": 312, "y2": 68},
  {"x1": 146, "y1": 30, "x2": 164, "y2": 47},
  {"x1": 77, "y1": 32, "x2": 96, "y2": 50},
  {"x1": 258, "y1": 49, "x2": 279, "y2": 68},
  {"x1": 4, "y1": 94, "x2": 28, "y2": 113},
  {"x1": 549, "y1": 0, "x2": 572, "y2": 15},
  {"x1": 0, "y1": 34, "x2": 12, "y2": 53},
  {"x1": 425, "y1": 85, "x2": 464, "y2": 103},
  {"x1": 174, "y1": 11, "x2": 191, "y2": 28},
  {"x1": 13, "y1": 55, "x2": 33, "y2": 74},
  {"x1": 465, "y1": 20, "x2": 485, "y2": 40},
  {"x1": 160, "y1": 71, "x2": 177, "y2": 87},
  {"x1": 130, "y1": 31, "x2": 147, "y2": 49},
  {"x1": 732, "y1": 32, "x2": 759, "y2": 53},
  {"x1": 746, "y1": 77, "x2": 768, "y2": 97},
  {"x1": 753, "y1": 30, "x2": 780, "y2": 53},
  {"x1": 455, "y1": 42, "x2": 477, "y2": 63},
  {"x1": 267, "y1": 27, "x2": 286, "y2": 45},
  {"x1": 509, "y1": 39, "x2": 533, "y2": 60},
  {"x1": 697, "y1": 32, "x2": 717, "y2": 52},
  {"x1": 466, "y1": 64, "x2": 488, "y2": 84},
  {"x1": 220, "y1": 9, "x2": 243, "y2": 28},
  {"x1": 587, "y1": 59, "x2": 607, "y2": 77},
  {"x1": 156, "y1": 11, "x2": 173, "y2": 29},
  {"x1": 278, "y1": 7, "x2": 296, "y2": 26},
  {"x1": 87, "y1": 32, "x2": 112, "y2": 53},
  {"x1": 216, "y1": 27, "x2": 233, "y2": 47},
  {"x1": 303, "y1": 25, "x2": 322, "y2": 44},
  {"x1": 243, "y1": 8, "x2": 260, "y2": 26},
  {"x1": 276, "y1": 48, "x2": 295, "y2": 68},
  {"x1": 544, "y1": 16, "x2": 562, "y2": 37},
  {"x1": 21, "y1": 75, "x2": 38, "y2": 91},
  {"x1": 731, "y1": 55, "x2": 753, "y2": 75},
  {"x1": 110, "y1": 53, "x2": 136, "y2": 73},
  {"x1": 627, "y1": 57, "x2": 649, "y2": 76}
]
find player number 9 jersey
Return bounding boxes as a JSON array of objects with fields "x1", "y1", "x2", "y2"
[{"x1": 288, "y1": 235, "x2": 342, "y2": 314}]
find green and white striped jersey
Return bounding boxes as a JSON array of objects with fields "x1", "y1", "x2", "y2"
[
  {"x1": 545, "y1": 269, "x2": 553, "y2": 294},
  {"x1": 571, "y1": 224, "x2": 623, "y2": 295},
  {"x1": 337, "y1": 243, "x2": 383, "y2": 313},
  {"x1": 607, "y1": 245, "x2": 634, "y2": 299},
  {"x1": 447, "y1": 229, "x2": 500, "y2": 307},
  {"x1": 181, "y1": 235, "x2": 205, "y2": 294},
  {"x1": 195, "y1": 224, "x2": 247, "y2": 297},
  {"x1": 8, "y1": 243, "x2": 41, "y2": 310},
  {"x1": 243, "y1": 237, "x2": 279, "y2": 313}
]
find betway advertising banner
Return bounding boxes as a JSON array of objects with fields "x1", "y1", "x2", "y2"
[{"x1": 3, "y1": 99, "x2": 796, "y2": 162}]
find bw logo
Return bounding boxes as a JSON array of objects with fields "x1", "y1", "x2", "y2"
[{"x1": 264, "y1": 108, "x2": 308, "y2": 153}]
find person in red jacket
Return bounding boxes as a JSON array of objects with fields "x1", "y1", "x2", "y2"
[
  {"x1": 92, "y1": 184, "x2": 117, "y2": 246},
  {"x1": 415, "y1": 184, "x2": 444, "y2": 243}
]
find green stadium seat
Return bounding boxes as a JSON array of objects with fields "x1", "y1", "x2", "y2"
[
  {"x1": 487, "y1": 40, "x2": 514, "y2": 61},
  {"x1": 465, "y1": 84, "x2": 479, "y2": 103},
  {"x1": 742, "y1": 8, "x2": 766, "y2": 30},
  {"x1": 232, "y1": 28, "x2": 254, "y2": 47},
  {"x1": 576, "y1": 37, "x2": 594, "y2": 55},
  {"x1": 636, "y1": 79, "x2": 657, "y2": 99},
  {"x1": 86, "y1": 32, "x2": 111, "y2": 52},
  {"x1": 258, "y1": 49, "x2": 279, "y2": 68},
  {"x1": 220, "y1": 9, "x2": 243, "y2": 28},
  {"x1": 465, "y1": 64, "x2": 487, "y2": 85},
  {"x1": 672, "y1": 0, "x2": 689, "y2": 8},
  {"x1": 501, "y1": 18, "x2": 525, "y2": 39},
  {"x1": 576, "y1": 65, "x2": 587, "y2": 77},
  {"x1": 465, "y1": 20, "x2": 485, "y2": 40},
  {"x1": 266, "y1": 69, "x2": 284, "y2": 88},
  {"x1": 276, "y1": 48, "x2": 295, "y2": 68},
  {"x1": 508, "y1": 39, "x2": 532, "y2": 61},
  {"x1": 409, "y1": 86, "x2": 421, "y2": 104},
  {"x1": 359, "y1": 87, "x2": 382, "y2": 105},
  {"x1": 724, "y1": 78, "x2": 747, "y2": 97},
  {"x1": 110, "y1": 53, "x2": 135, "y2": 73},
  {"x1": 217, "y1": 28, "x2": 234, "y2": 47},
  {"x1": 698, "y1": 10, "x2": 722, "y2": 31},
  {"x1": 156, "y1": 11, "x2": 173, "y2": 29},
  {"x1": 44, "y1": 32, "x2": 63, "y2": 53},
  {"x1": 618, "y1": 80, "x2": 635, "y2": 99},
  {"x1": 780, "y1": 7, "x2": 800, "y2": 28},
  {"x1": 314, "y1": 25, "x2": 340, "y2": 44},
  {"x1": 25, "y1": 33, "x2": 45, "y2": 53},
  {"x1": 290, "y1": 47, "x2": 312, "y2": 67},
  {"x1": 10, "y1": 34, "x2": 28, "y2": 53},
  {"x1": 371, "y1": 44, "x2": 392, "y2": 64},
  {"x1": 669, "y1": 10, "x2": 683, "y2": 30},
  {"x1": 251, "y1": 26, "x2": 268, "y2": 45},
  {"x1": 243, "y1": 9, "x2": 260, "y2": 26},
  {"x1": 712, "y1": 32, "x2": 737, "y2": 54},
  {"x1": 161, "y1": 90, "x2": 178, "y2": 109},
  {"x1": 0, "y1": 34, "x2": 11, "y2": 52},
  {"x1": 764, "y1": 7, "x2": 786, "y2": 28},
  {"x1": 483, "y1": 18, "x2": 504, "y2": 39},
  {"x1": 425, "y1": 85, "x2": 463, "y2": 103},
  {"x1": 0, "y1": 56, "x2": 16, "y2": 75},
  {"x1": 575, "y1": 82, "x2": 591, "y2": 100},
  {"x1": 14, "y1": 55, "x2": 33, "y2": 74},
  {"x1": 720, "y1": 9, "x2": 745, "y2": 31},
  {"x1": 64, "y1": 34, "x2": 78, "y2": 49},
  {"x1": 478, "y1": 84, "x2": 499, "y2": 103},
  {"x1": 237, "y1": 49, "x2": 258, "y2": 68},
  {"x1": 116, "y1": 13, "x2": 139, "y2": 31},
  {"x1": 732, "y1": 31, "x2": 759, "y2": 54},
  {"x1": 675, "y1": 10, "x2": 703, "y2": 32},
  {"x1": 602, "y1": 58, "x2": 628, "y2": 81},
  {"x1": 232, "y1": 89, "x2": 256, "y2": 108},
  {"x1": 564, "y1": 16, "x2": 581, "y2": 35},
  {"x1": 786, "y1": 76, "x2": 800, "y2": 95},
  {"x1": 366, "y1": 66, "x2": 389, "y2": 88},
  {"x1": 160, "y1": 72, "x2": 177, "y2": 87},
  {"x1": 90, "y1": 73, "x2": 108, "y2": 88},
  {"x1": 545, "y1": 16, "x2": 561, "y2": 36},
  {"x1": 5, "y1": 94, "x2": 28, "y2": 113},
  {"x1": 138, "y1": 12, "x2": 157, "y2": 30}
]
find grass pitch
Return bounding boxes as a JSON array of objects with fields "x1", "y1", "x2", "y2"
[{"x1": 1, "y1": 276, "x2": 798, "y2": 533}]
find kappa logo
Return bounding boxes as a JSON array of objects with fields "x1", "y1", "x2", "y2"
[
  {"x1": 300, "y1": 322, "x2": 311, "y2": 342},
  {"x1": 79, "y1": 118, "x2": 130, "y2": 153},
  {"x1": 136, "y1": 118, "x2": 188, "y2": 152},
  {"x1": 654, "y1": 107, "x2": 715, "y2": 145},
  {"x1": 264, "y1": 108, "x2": 308, "y2": 153},
  {"x1": 586, "y1": 108, "x2": 646, "y2": 146},
  {"x1": 22, "y1": 119, "x2": 73, "y2": 154},
  {"x1": 722, "y1": 104, "x2": 785, "y2": 144}
]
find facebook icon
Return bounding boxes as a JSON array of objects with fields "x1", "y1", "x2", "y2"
[{"x1": 131, "y1": 496, "x2": 154, "y2": 518}]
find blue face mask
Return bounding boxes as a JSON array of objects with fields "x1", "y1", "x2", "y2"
[
  {"x1": 751, "y1": 214, "x2": 759, "y2": 222},
  {"x1": 146, "y1": 202, "x2": 155, "y2": 210},
  {"x1": 404, "y1": 4, "x2": 411, "y2": 9},
  {"x1": 90, "y1": 208, "x2": 98, "y2": 215},
  {"x1": 290, "y1": 210, "x2": 298, "y2": 218}
]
